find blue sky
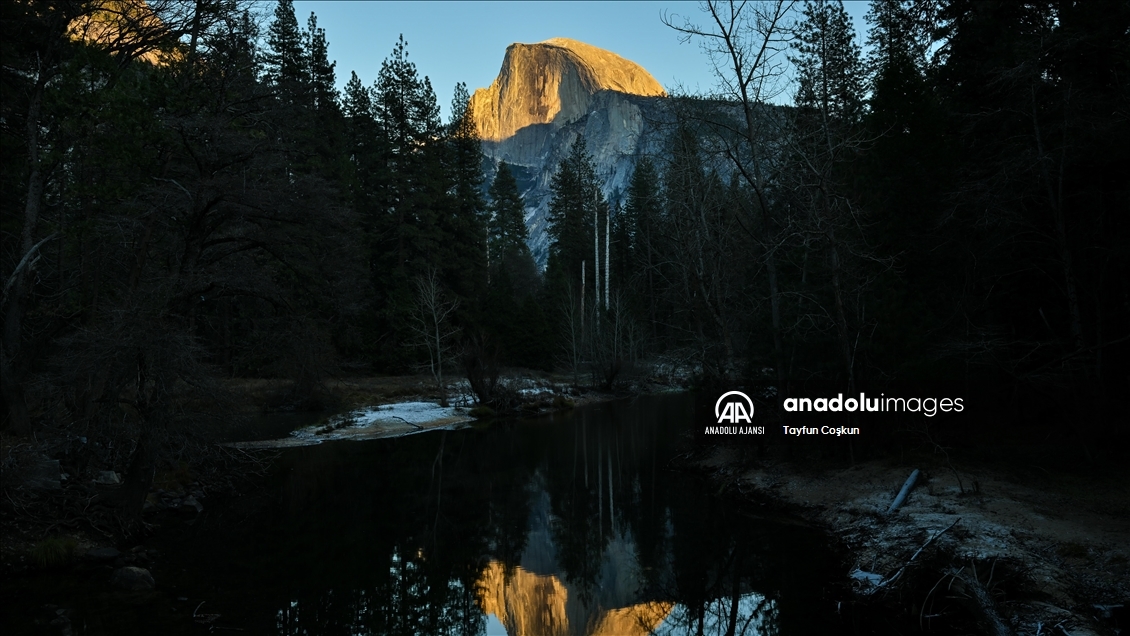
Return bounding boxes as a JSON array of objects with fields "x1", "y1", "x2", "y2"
[{"x1": 290, "y1": 1, "x2": 873, "y2": 120}]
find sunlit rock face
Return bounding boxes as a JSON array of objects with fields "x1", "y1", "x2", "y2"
[
  {"x1": 471, "y1": 38, "x2": 666, "y2": 143},
  {"x1": 471, "y1": 39, "x2": 672, "y2": 267},
  {"x1": 67, "y1": 0, "x2": 173, "y2": 65}
]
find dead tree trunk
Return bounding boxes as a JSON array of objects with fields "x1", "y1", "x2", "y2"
[{"x1": 1, "y1": 69, "x2": 49, "y2": 434}]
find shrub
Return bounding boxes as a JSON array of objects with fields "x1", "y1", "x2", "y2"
[{"x1": 30, "y1": 537, "x2": 78, "y2": 568}]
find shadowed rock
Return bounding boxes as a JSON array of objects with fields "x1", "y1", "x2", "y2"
[{"x1": 110, "y1": 566, "x2": 155, "y2": 591}]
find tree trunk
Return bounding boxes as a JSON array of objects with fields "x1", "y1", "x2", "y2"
[
  {"x1": 117, "y1": 422, "x2": 156, "y2": 523},
  {"x1": 117, "y1": 352, "x2": 157, "y2": 523},
  {"x1": 2, "y1": 69, "x2": 49, "y2": 433},
  {"x1": 765, "y1": 245, "x2": 787, "y2": 403}
]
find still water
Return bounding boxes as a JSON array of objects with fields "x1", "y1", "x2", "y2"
[{"x1": 9, "y1": 393, "x2": 854, "y2": 635}]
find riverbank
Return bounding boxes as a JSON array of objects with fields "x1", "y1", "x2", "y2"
[
  {"x1": 1, "y1": 366, "x2": 693, "y2": 575},
  {"x1": 224, "y1": 366, "x2": 692, "y2": 447},
  {"x1": 228, "y1": 359, "x2": 694, "y2": 417},
  {"x1": 687, "y1": 446, "x2": 1130, "y2": 635}
]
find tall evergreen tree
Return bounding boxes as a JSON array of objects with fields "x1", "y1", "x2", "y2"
[
  {"x1": 342, "y1": 70, "x2": 371, "y2": 119},
  {"x1": 262, "y1": 0, "x2": 307, "y2": 105},
  {"x1": 488, "y1": 162, "x2": 528, "y2": 262},
  {"x1": 342, "y1": 70, "x2": 383, "y2": 222},
  {"x1": 305, "y1": 12, "x2": 338, "y2": 113},
  {"x1": 865, "y1": 0, "x2": 932, "y2": 132},
  {"x1": 545, "y1": 140, "x2": 603, "y2": 291},
  {"x1": 443, "y1": 82, "x2": 488, "y2": 303},
  {"x1": 372, "y1": 34, "x2": 444, "y2": 275},
  {"x1": 789, "y1": 0, "x2": 872, "y2": 397},
  {"x1": 793, "y1": 0, "x2": 865, "y2": 124},
  {"x1": 370, "y1": 35, "x2": 448, "y2": 365},
  {"x1": 487, "y1": 161, "x2": 538, "y2": 297},
  {"x1": 296, "y1": 12, "x2": 347, "y2": 182},
  {"x1": 620, "y1": 156, "x2": 661, "y2": 301}
]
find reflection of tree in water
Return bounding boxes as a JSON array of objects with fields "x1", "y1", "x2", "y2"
[
  {"x1": 477, "y1": 399, "x2": 783, "y2": 636},
  {"x1": 253, "y1": 395, "x2": 833, "y2": 635},
  {"x1": 549, "y1": 457, "x2": 605, "y2": 604},
  {"x1": 265, "y1": 431, "x2": 508, "y2": 635},
  {"x1": 656, "y1": 593, "x2": 779, "y2": 636}
]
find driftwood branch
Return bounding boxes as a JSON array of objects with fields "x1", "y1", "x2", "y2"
[
  {"x1": 852, "y1": 517, "x2": 961, "y2": 594},
  {"x1": 945, "y1": 561, "x2": 1015, "y2": 636},
  {"x1": 390, "y1": 415, "x2": 423, "y2": 430}
]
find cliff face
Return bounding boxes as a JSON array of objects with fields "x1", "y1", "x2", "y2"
[
  {"x1": 471, "y1": 38, "x2": 666, "y2": 143},
  {"x1": 471, "y1": 39, "x2": 672, "y2": 266},
  {"x1": 67, "y1": 0, "x2": 172, "y2": 65}
]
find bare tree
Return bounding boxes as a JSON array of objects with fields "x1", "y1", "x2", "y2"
[
  {"x1": 588, "y1": 290, "x2": 646, "y2": 389},
  {"x1": 782, "y1": 0, "x2": 886, "y2": 399},
  {"x1": 656, "y1": 123, "x2": 748, "y2": 380},
  {"x1": 410, "y1": 269, "x2": 460, "y2": 406},
  {"x1": 558, "y1": 280, "x2": 586, "y2": 387},
  {"x1": 3, "y1": 0, "x2": 236, "y2": 434},
  {"x1": 664, "y1": 0, "x2": 798, "y2": 400}
]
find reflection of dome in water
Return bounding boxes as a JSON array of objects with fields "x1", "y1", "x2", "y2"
[
  {"x1": 476, "y1": 560, "x2": 673, "y2": 636},
  {"x1": 477, "y1": 475, "x2": 673, "y2": 635}
]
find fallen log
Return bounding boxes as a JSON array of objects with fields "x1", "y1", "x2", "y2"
[{"x1": 886, "y1": 468, "x2": 920, "y2": 516}]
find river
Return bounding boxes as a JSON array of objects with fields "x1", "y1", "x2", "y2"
[{"x1": 4, "y1": 393, "x2": 857, "y2": 635}]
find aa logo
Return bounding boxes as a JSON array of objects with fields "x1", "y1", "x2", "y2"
[{"x1": 715, "y1": 391, "x2": 754, "y2": 424}]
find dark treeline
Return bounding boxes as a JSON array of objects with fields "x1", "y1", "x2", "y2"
[
  {"x1": 634, "y1": 0, "x2": 1128, "y2": 458},
  {"x1": 0, "y1": 0, "x2": 544, "y2": 522},
  {"x1": 2, "y1": 0, "x2": 1128, "y2": 524}
]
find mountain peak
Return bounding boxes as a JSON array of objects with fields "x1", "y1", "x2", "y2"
[{"x1": 470, "y1": 38, "x2": 666, "y2": 142}]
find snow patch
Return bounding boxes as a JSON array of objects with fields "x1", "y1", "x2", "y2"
[
  {"x1": 339, "y1": 401, "x2": 465, "y2": 426},
  {"x1": 230, "y1": 401, "x2": 473, "y2": 449}
]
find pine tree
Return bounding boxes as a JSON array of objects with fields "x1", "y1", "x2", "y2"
[
  {"x1": 342, "y1": 69, "x2": 383, "y2": 228},
  {"x1": 865, "y1": 0, "x2": 931, "y2": 129},
  {"x1": 370, "y1": 35, "x2": 448, "y2": 366},
  {"x1": 790, "y1": 0, "x2": 872, "y2": 397},
  {"x1": 443, "y1": 82, "x2": 488, "y2": 303},
  {"x1": 373, "y1": 34, "x2": 445, "y2": 275},
  {"x1": 793, "y1": 0, "x2": 865, "y2": 125},
  {"x1": 305, "y1": 13, "x2": 338, "y2": 113},
  {"x1": 342, "y1": 71, "x2": 371, "y2": 119},
  {"x1": 342, "y1": 70, "x2": 382, "y2": 213},
  {"x1": 546, "y1": 140, "x2": 603, "y2": 288},
  {"x1": 620, "y1": 156, "x2": 661, "y2": 300},
  {"x1": 374, "y1": 35, "x2": 441, "y2": 161},
  {"x1": 263, "y1": 0, "x2": 307, "y2": 105},
  {"x1": 487, "y1": 161, "x2": 538, "y2": 300},
  {"x1": 202, "y1": 8, "x2": 259, "y2": 93},
  {"x1": 488, "y1": 163, "x2": 528, "y2": 261}
]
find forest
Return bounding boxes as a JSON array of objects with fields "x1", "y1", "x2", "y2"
[{"x1": 2, "y1": 0, "x2": 1128, "y2": 531}]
